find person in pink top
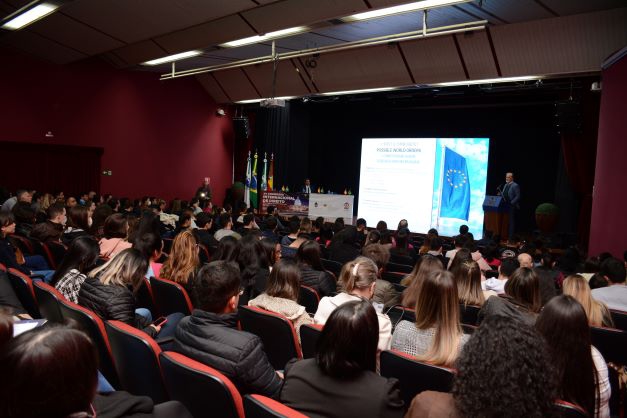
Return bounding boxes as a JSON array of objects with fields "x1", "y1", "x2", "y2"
[{"x1": 98, "y1": 214, "x2": 132, "y2": 259}]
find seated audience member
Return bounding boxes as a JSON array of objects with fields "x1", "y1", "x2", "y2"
[
  {"x1": 282, "y1": 232, "x2": 309, "y2": 259},
  {"x1": 248, "y1": 259, "x2": 313, "y2": 338},
  {"x1": 476, "y1": 229, "x2": 495, "y2": 247},
  {"x1": 52, "y1": 236, "x2": 100, "y2": 303},
  {"x1": 133, "y1": 232, "x2": 164, "y2": 279},
  {"x1": 563, "y1": 274, "x2": 613, "y2": 327},
  {"x1": 174, "y1": 261, "x2": 282, "y2": 398},
  {"x1": 30, "y1": 203, "x2": 65, "y2": 243},
  {"x1": 0, "y1": 271, "x2": 31, "y2": 319},
  {"x1": 194, "y1": 212, "x2": 218, "y2": 249},
  {"x1": 482, "y1": 256, "x2": 519, "y2": 294},
  {"x1": 214, "y1": 213, "x2": 241, "y2": 241},
  {"x1": 98, "y1": 213, "x2": 132, "y2": 259},
  {"x1": 0, "y1": 323, "x2": 192, "y2": 418},
  {"x1": 355, "y1": 218, "x2": 367, "y2": 247},
  {"x1": 0, "y1": 212, "x2": 54, "y2": 282},
  {"x1": 536, "y1": 295, "x2": 611, "y2": 418},
  {"x1": 579, "y1": 256, "x2": 601, "y2": 282},
  {"x1": 315, "y1": 257, "x2": 392, "y2": 352},
  {"x1": 280, "y1": 300, "x2": 404, "y2": 418},
  {"x1": 333, "y1": 217, "x2": 345, "y2": 233},
  {"x1": 213, "y1": 235, "x2": 240, "y2": 262},
  {"x1": 260, "y1": 238, "x2": 281, "y2": 269},
  {"x1": 591, "y1": 257, "x2": 627, "y2": 311},
  {"x1": 478, "y1": 267, "x2": 541, "y2": 325},
  {"x1": 237, "y1": 213, "x2": 260, "y2": 237},
  {"x1": 237, "y1": 234, "x2": 271, "y2": 304},
  {"x1": 328, "y1": 226, "x2": 360, "y2": 265},
  {"x1": 318, "y1": 223, "x2": 334, "y2": 248},
  {"x1": 453, "y1": 260, "x2": 495, "y2": 306},
  {"x1": 481, "y1": 242, "x2": 501, "y2": 269},
  {"x1": 0, "y1": 189, "x2": 30, "y2": 213},
  {"x1": 463, "y1": 235, "x2": 492, "y2": 271},
  {"x1": 89, "y1": 203, "x2": 113, "y2": 239},
  {"x1": 159, "y1": 230, "x2": 200, "y2": 297},
  {"x1": 173, "y1": 211, "x2": 193, "y2": 235},
  {"x1": 392, "y1": 270, "x2": 469, "y2": 366},
  {"x1": 361, "y1": 243, "x2": 400, "y2": 309},
  {"x1": 517, "y1": 252, "x2": 534, "y2": 268},
  {"x1": 79, "y1": 248, "x2": 182, "y2": 339},
  {"x1": 401, "y1": 255, "x2": 444, "y2": 308},
  {"x1": 12, "y1": 201, "x2": 37, "y2": 238},
  {"x1": 376, "y1": 220, "x2": 388, "y2": 233},
  {"x1": 533, "y1": 251, "x2": 560, "y2": 306},
  {"x1": 364, "y1": 230, "x2": 381, "y2": 247},
  {"x1": 447, "y1": 248, "x2": 472, "y2": 272},
  {"x1": 296, "y1": 240, "x2": 336, "y2": 297},
  {"x1": 444, "y1": 233, "x2": 468, "y2": 261},
  {"x1": 62, "y1": 205, "x2": 91, "y2": 245},
  {"x1": 406, "y1": 315, "x2": 557, "y2": 418},
  {"x1": 261, "y1": 216, "x2": 280, "y2": 243},
  {"x1": 390, "y1": 229, "x2": 417, "y2": 264},
  {"x1": 280, "y1": 217, "x2": 300, "y2": 246},
  {"x1": 424, "y1": 236, "x2": 446, "y2": 267}
]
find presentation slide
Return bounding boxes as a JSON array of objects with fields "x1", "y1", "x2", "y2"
[{"x1": 357, "y1": 138, "x2": 489, "y2": 237}]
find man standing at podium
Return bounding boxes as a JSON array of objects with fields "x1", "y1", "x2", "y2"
[{"x1": 500, "y1": 172, "x2": 520, "y2": 240}]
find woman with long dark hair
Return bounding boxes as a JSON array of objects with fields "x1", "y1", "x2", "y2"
[
  {"x1": 536, "y1": 295, "x2": 610, "y2": 417},
  {"x1": 237, "y1": 234, "x2": 271, "y2": 304},
  {"x1": 281, "y1": 299, "x2": 404, "y2": 418},
  {"x1": 62, "y1": 205, "x2": 91, "y2": 245},
  {"x1": 296, "y1": 240, "x2": 336, "y2": 297},
  {"x1": 52, "y1": 236, "x2": 100, "y2": 303}
]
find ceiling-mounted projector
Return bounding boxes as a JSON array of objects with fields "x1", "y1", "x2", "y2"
[{"x1": 260, "y1": 98, "x2": 286, "y2": 108}]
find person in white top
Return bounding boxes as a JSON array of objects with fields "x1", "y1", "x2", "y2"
[
  {"x1": 591, "y1": 257, "x2": 627, "y2": 311},
  {"x1": 482, "y1": 257, "x2": 520, "y2": 294},
  {"x1": 314, "y1": 256, "x2": 392, "y2": 352}
]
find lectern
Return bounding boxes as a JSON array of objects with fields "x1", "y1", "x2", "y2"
[{"x1": 483, "y1": 195, "x2": 510, "y2": 240}]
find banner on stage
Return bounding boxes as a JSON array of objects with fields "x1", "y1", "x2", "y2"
[
  {"x1": 261, "y1": 191, "x2": 309, "y2": 216},
  {"x1": 309, "y1": 193, "x2": 354, "y2": 222}
]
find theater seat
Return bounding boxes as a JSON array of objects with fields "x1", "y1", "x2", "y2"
[
  {"x1": 554, "y1": 400, "x2": 588, "y2": 418},
  {"x1": 198, "y1": 244, "x2": 211, "y2": 264},
  {"x1": 238, "y1": 305, "x2": 302, "y2": 370},
  {"x1": 386, "y1": 262, "x2": 413, "y2": 274},
  {"x1": 151, "y1": 277, "x2": 193, "y2": 316},
  {"x1": 321, "y1": 258, "x2": 342, "y2": 277},
  {"x1": 459, "y1": 303, "x2": 481, "y2": 325},
  {"x1": 136, "y1": 277, "x2": 158, "y2": 316},
  {"x1": 105, "y1": 320, "x2": 169, "y2": 403},
  {"x1": 380, "y1": 350, "x2": 455, "y2": 407},
  {"x1": 609, "y1": 309, "x2": 627, "y2": 332},
  {"x1": 32, "y1": 280, "x2": 65, "y2": 323},
  {"x1": 244, "y1": 394, "x2": 308, "y2": 418},
  {"x1": 385, "y1": 305, "x2": 415, "y2": 331},
  {"x1": 300, "y1": 323, "x2": 323, "y2": 359},
  {"x1": 159, "y1": 351, "x2": 244, "y2": 418},
  {"x1": 381, "y1": 271, "x2": 405, "y2": 285},
  {"x1": 7, "y1": 268, "x2": 41, "y2": 318},
  {"x1": 57, "y1": 298, "x2": 120, "y2": 389},
  {"x1": 590, "y1": 325, "x2": 627, "y2": 416},
  {"x1": 9, "y1": 235, "x2": 33, "y2": 256},
  {"x1": 45, "y1": 241, "x2": 67, "y2": 268},
  {"x1": 298, "y1": 285, "x2": 320, "y2": 314}
]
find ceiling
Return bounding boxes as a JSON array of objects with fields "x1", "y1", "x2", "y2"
[{"x1": 1, "y1": 0, "x2": 626, "y2": 103}]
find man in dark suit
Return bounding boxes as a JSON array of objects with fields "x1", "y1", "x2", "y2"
[
  {"x1": 501, "y1": 172, "x2": 520, "y2": 241},
  {"x1": 302, "y1": 178, "x2": 312, "y2": 194}
]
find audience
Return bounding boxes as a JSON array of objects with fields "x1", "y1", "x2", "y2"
[
  {"x1": 62, "y1": 205, "x2": 91, "y2": 245},
  {"x1": 238, "y1": 234, "x2": 271, "y2": 304},
  {"x1": 52, "y1": 236, "x2": 100, "y2": 303},
  {"x1": 213, "y1": 235, "x2": 240, "y2": 262},
  {"x1": 248, "y1": 259, "x2": 313, "y2": 338},
  {"x1": 133, "y1": 232, "x2": 164, "y2": 279},
  {"x1": 453, "y1": 260, "x2": 494, "y2": 306},
  {"x1": 406, "y1": 315, "x2": 557, "y2": 418},
  {"x1": 296, "y1": 240, "x2": 336, "y2": 297},
  {"x1": 361, "y1": 243, "x2": 400, "y2": 309},
  {"x1": 173, "y1": 260, "x2": 283, "y2": 398},
  {"x1": 214, "y1": 213, "x2": 241, "y2": 241},
  {"x1": 158, "y1": 230, "x2": 199, "y2": 296},
  {"x1": 591, "y1": 257, "x2": 627, "y2": 311},
  {"x1": 563, "y1": 274, "x2": 614, "y2": 327},
  {"x1": 280, "y1": 300, "x2": 404, "y2": 418},
  {"x1": 482, "y1": 256, "x2": 519, "y2": 294},
  {"x1": 315, "y1": 257, "x2": 392, "y2": 352},
  {"x1": 401, "y1": 255, "x2": 444, "y2": 308},
  {"x1": 99, "y1": 213, "x2": 132, "y2": 259},
  {"x1": 392, "y1": 270, "x2": 469, "y2": 367}
]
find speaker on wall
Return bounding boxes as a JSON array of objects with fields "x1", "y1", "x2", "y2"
[
  {"x1": 233, "y1": 117, "x2": 249, "y2": 141},
  {"x1": 554, "y1": 101, "x2": 582, "y2": 134}
]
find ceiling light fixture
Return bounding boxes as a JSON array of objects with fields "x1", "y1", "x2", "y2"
[
  {"x1": 341, "y1": 0, "x2": 471, "y2": 22},
  {"x1": 433, "y1": 76, "x2": 541, "y2": 87},
  {"x1": 220, "y1": 26, "x2": 309, "y2": 48},
  {"x1": 235, "y1": 96, "x2": 296, "y2": 104},
  {"x1": 321, "y1": 87, "x2": 397, "y2": 96},
  {"x1": 142, "y1": 50, "x2": 203, "y2": 66},
  {"x1": 1, "y1": 2, "x2": 60, "y2": 30}
]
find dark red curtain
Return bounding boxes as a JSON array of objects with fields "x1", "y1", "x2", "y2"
[{"x1": 0, "y1": 141, "x2": 103, "y2": 197}]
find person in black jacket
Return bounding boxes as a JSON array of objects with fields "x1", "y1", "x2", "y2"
[
  {"x1": 280, "y1": 299, "x2": 404, "y2": 418},
  {"x1": 78, "y1": 248, "x2": 183, "y2": 339},
  {"x1": 173, "y1": 260, "x2": 283, "y2": 399},
  {"x1": 296, "y1": 240, "x2": 336, "y2": 297}
]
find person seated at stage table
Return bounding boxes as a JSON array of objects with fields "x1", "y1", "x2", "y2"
[
  {"x1": 174, "y1": 261, "x2": 283, "y2": 398},
  {"x1": 328, "y1": 226, "x2": 360, "y2": 265},
  {"x1": 361, "y1": 243, "x2": 400, "y2": 310},
  {"x1": 296, "y1": 240, "x2": 336, "y2": 297},
  {"x1": 280, "y1": 300, "x2": 404, "y2": 418},
  {"x1": 315, "y1": 257, "x2": 392, "y2": 353}
]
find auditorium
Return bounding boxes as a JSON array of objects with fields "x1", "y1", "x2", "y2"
[{"x1": 0, "y1": 1, "x2": 626, "y2": 417}]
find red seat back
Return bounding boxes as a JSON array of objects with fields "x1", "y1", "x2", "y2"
[
  {"x1": 300, "y1": 323, "x2": 323, "y2": 359},
  {"x1": 32, "y1": 280, "x2": 66, "y2": 323},
  {"x1": 298, "y1": 285, "x2": 320, "y2": 314},
  {"x1": 244, "y1": 394, "x2": 308, "y2": 418},
  {"x1": 7, "y1": 268, "x2": 40, "y2": 318},
  {"x1": 151, "y1": 277, "x2": 193, "y2": 316}
]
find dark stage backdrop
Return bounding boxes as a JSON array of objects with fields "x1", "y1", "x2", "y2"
[{"x1": 251, "y1": 85, "x2": 598, "y2": 239}]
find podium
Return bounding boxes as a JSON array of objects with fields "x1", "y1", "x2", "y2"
[{"x1": 483, "y1": 195, "x2": 510, "y2": 240}]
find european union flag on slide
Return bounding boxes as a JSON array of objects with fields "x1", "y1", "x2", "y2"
[{"x1": 440, "y1": 147, "x2": 470, "y2": 220}]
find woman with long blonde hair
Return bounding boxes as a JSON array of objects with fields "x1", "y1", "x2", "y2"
[
  {"x1": 453, "y1": 260, "x2": 494, "y2": 306},
  {"x1": 392, "y1": 270, "x2": 468, "y2": 367},
  {"x1": 401, "y1": 255, "x2": 444, "y2": 308},
  {"x1": 563, "y1": 274, "x2": 614, "y2": 328},
  {"x1": 159, "y1": 230, "x2": 200, "y2": 292}
]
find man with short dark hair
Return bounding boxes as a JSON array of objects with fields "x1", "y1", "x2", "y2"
[
  {"x1": 427, "y1": 237, "x2": 447, "y2": 268},
  {"x1": 592, "y1": 257, "x2": 627, "y2": 311},
  {"x1": 261, "y1": 216, "x2": 279, "y2": 243},
  {"x1": 483, "y1": 257, "x2": 520, "y2": 294},
  {"x1": 173, "y1": 261, "x2": 282, "y2": 398},
  {"x1": 237, "y1": 213, "x2": 259, "y2": 237},
  {"x1": 355, "y1": 218, "x2": 367, "y2": 247},
  {"x1": 214, "y1": 213, "x2": 241, "y2": 241},
  {"x1": 194, "y1": 212, "x2": 218, "y2": 249}
]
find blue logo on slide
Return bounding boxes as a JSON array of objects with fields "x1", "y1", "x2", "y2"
[{"x1": 440, "y1": 147, "x2": 470, "y2": 220}]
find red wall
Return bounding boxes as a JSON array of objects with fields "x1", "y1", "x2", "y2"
[
  {"x1": 589, "y1": 52, "x2": 627, "y2": 257},
  {"x1": 0, "y1": 47, "x2": 234, "y2": 204}
]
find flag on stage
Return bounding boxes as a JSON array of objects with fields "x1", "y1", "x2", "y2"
[
  {"x1": 267, "y1": 153, "x2": 274, "y2": 191},
  {"x1": 250, "y1": 152, "x2": 258, "y2": 208},
  {"x1": 440, "y1": 147, "x2": 470, "y2": 220},
  {"x1": 261, "y1": 153, "x2": 268, "y2": 192},
  {"x1": 244, "y1": 151, "x2": 251, "y2": 207}
]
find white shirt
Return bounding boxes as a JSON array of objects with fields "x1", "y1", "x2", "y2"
[
  {"x1": 482, "y1": 278, "x2": 507, "y2": 294},
  {"x1": 592, "y1": 345, "x2": 611, "y2": 418},
  {"x1": 592, "y1": 284, "x2": 627, "y2": 311}
]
